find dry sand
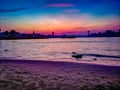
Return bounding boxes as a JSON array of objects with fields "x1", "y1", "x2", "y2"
[{"x1": 0, "y1": 59, "x2": 120, "y2": 90}]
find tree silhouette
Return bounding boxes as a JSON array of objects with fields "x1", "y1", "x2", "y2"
[
  {"x1": 10, "y1": 30, "x2": 16, "y2": 36},
  {"x1": 4, "y1": 31, "x2": 9, "y2": 36}
]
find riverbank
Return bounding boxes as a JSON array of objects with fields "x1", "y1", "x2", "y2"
[{"x1": 0, "y1": 59, "x2": 120, "y2": 90}]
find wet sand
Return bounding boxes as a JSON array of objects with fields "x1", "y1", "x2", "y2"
[{"x1": 0, "y1": 59, "x2": 120, "y2": 90}]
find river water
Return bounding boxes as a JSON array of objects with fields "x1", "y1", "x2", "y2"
[{"x1": 0, "y1": 37, "x2": 120, "y2": 66}]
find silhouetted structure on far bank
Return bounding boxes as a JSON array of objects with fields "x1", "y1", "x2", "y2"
[
  {"x1": 0, "y1": 30, "x2": 50, "y2": 40},
  {"x1": 0, "y1": 29, "x2": 120, "y2": 40},
  {"x1": 0, "y1": 29, "x2": 76, "y2": 39},
  {"x1": 88, "y1": 29, "x2": 120, "y2": 37}
]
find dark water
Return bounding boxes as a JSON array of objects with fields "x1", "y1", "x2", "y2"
[{"x1": 0, "y1": 37, "x2": 120, "y2": 65}]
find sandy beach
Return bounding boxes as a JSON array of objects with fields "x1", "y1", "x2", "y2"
[{"x1": 0, "y1": 59, "x2": 120, "y2": 90}]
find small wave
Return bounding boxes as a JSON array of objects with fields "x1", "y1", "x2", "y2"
[
  {"x1": 105, "y1": 49, "x2": 120, "y2": 52},
  {"x1": 82, "y1": 54, "x2": 120, "y2": 58}
]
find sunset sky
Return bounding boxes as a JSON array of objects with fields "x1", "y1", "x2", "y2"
[{"x1": 0, "y1": 0, "x2": 120, "y2": 35}]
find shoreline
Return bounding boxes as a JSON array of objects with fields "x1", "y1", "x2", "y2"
[
  {"x1": 0, "y1": 59, "x2": 120, "y2": 90},
  {"x1": 0, "y1": 58, "x2": 120, "y2": 66},
  {"x1": 1, "y1": 57, "x2": 120, "y2": 66}
]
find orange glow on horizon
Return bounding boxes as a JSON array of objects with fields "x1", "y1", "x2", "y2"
[{"x1": 1, "y1": 14, "x2": 120, "y2": 34}]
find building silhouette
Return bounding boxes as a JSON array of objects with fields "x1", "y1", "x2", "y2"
[
  {"x1": 88, "y1": 30, "x2": 90, "y2": 36},
  {"x1": 52, "y1": 31, "x2": 55, "y2": 38}
]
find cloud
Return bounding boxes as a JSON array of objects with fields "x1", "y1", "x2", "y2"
[
  {"x1": 45, "y1": 3, "x2": 74, "y2": 7},
  {"x1": 0, "y1": 3, "x2": 74, "y2": 13},
  {"x1": 62, "y1": 9, "x2": 80, "y2": 13},
  {"x1": 0, "y1": 7, "x2": 30, "y2": 13}
]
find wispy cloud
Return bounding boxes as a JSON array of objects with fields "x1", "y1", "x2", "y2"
[
  {"x1": 0, "y1": 7, "x2": 30, "y2": 13},
  {"x1": 62, "y1": 9, "x2": 79, "y2": 13},
  {"x1": 45, "y1": 3, "x2": 74, "y2": 7}
]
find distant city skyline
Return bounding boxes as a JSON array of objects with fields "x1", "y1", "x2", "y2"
[
  {"x1": 0, "y1": 29, "x2": 119, "y2": 40},
  {"x1": 0, "y1": 0, "x2": 120, "y2": 35}
]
